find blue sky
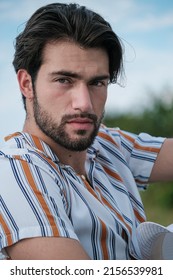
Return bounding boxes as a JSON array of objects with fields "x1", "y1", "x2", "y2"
[{"x1": 0, "y1": 0, "x2": 173, "y2": 144}]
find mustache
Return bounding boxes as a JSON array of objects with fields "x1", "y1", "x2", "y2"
[{"x1": 61, "y1": 113, "x2": 98, "y2": 124}]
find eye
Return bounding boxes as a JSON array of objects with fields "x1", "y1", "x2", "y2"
[
  {"x1": 91, "y1": 80, "x2": 107, "y2": 87},
  {"x1": 55, "y1": 78, "x2": 70, "y2": 84}
]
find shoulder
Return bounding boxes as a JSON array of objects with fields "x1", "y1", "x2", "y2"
[
  {"x1": 95, "y1": 125, "x2": 138, "y2": 151},
  {"x1": 97, "y1": 124, "x2": 165, "y2": 147},
  {"x1": 93, "y1": 125, "x2": 165, "y2": 163},
  {"x1": 97, "y1": 124, "x2": 121, "y2": 146}
]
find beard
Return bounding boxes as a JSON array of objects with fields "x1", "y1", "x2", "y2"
[{"x1": 33, "y1": 95, "x2": 104, "y2": 151}]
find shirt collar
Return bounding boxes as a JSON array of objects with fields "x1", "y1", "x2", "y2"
[
  {"x1": 5, "y1": 132, "x2": 59, "y2": 163},
  {"x1": 5, "y1": 132, "x2": 100, "y2": 163}
]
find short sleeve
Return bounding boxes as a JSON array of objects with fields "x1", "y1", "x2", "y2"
[
  {"x1": 117, "y1": 130, "x2": 165, "y2": 188},
  {"x1": 0, "y1": 156, "x2": 78, "y2": 259}
]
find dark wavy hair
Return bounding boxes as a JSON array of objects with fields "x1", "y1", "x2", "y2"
[{"x1": 13, "y1": 3, "x2": 124, "y2": 110}]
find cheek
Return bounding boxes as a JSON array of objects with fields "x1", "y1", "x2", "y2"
[
  {"x1": 35, "y1": 86, "x2": 67, "y2": 108},
  {"x1": 93, "y1": 92, "x2": 107, "y2": 112}
]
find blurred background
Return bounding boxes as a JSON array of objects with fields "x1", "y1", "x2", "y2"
[{"x1": 0, "y1": 0, "x2": 173, "y2": 225}]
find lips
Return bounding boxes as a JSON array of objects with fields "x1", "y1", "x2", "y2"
[
  {"x1": 67, "y1": 118, "x2": 94, "y2": 130},
  {"x1": 67, "y1": 118, "x2": 93, "y2": 124}
]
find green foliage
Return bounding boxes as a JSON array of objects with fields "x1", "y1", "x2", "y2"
[
  {"x1": 104, "y1": 95, "x2": 173, "y2": 137},
  {"x1": 141, "y1": 183, "x2": 173, "y2": 226},
  {"x1": 104, "y1": 91, "x2": 173, "y2": 225}
]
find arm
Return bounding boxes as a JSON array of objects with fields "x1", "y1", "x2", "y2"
[
  {"x1": 150, "y1": 139, "x2": 173, "y2": 182},
  {"x1": 0, "y1": 155, "x2": 90, "y2": 260},
  {"x1": 6, "y1": 237, "x2": 90, "y2": 260}
]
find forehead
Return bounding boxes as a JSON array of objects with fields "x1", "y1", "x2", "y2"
[{"x1": 41, "y1": 41, "x2": 109, "y2": 75}]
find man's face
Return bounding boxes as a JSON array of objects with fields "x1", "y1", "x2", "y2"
[{"x1": 32, "y1": 41, "x2": 110, "y2": 151}]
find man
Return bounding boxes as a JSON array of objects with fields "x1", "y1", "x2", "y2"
[{"x1": 0, "y1": 3, "x2": 172, "y2": 260}]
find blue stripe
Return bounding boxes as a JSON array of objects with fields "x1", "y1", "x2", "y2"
[
  {"x1": 0, "y1": 196, "x2": 19, "y2": 241},
  {"x1": 49, "y1": 197, "x2": 70, "y2": 238},
  {"x1": 131, "y1": 153, "x2": 155, "y2": 162},
  {"x1": 98, "y1": 141, "x2": 128, "y2": 166},
  {"x1": 10, "y1": 159, "x2": 47, "y2": 236}
]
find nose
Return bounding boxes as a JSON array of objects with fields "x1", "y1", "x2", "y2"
[{"x1": 71, "y1": 83, "x2": 93, "y2": 112}]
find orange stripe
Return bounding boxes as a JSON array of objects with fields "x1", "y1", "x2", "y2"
[
  {"x1": 119, "y1": 131, "x2": 135, "y2": 144},
  {"x1": 133, "y1": 208, "x2": 145, "y2": 223},
  {"x1": 31, "y1": 135, "x2": 45, "y2": 153},
  {"x1": 81, "y1": 178, "x2": 109, "y2": 259},
  {"x1": 100, "y1": 194, "x2": 132, "y2": 234},
  {"x1": 14, "y1": 155, "x2": 22, "y2": 161},
  {"x1": 81, "y1": 178, "x2": 99, "y2": 199},
  {"x1": 21, "y1": 161, "x2": 59, "y2": 236},
  {"x1": 119, "y1": 131, "x2": 160, "y2": 153},
  {"x1": 32, "y1": 154, "x2": 69, "y2": 209},
  {"x1": 103, "y1": 166, "x2": 123, "y2": 182},
  {"x1": 82, "y1": 178, "x2": 132, "y2": 235},
  {"x1": 99, "y1": 219, "x2": 109, "y2": 259},
  {"x1": 134, "y1": 142, "x2": 160, "y2": 153},
  {"x1": 5, "y1": 132, "x2": 21, "y2": 142},
  {"x1": 0, "y1": 214, "x2": 13, "y2": 245},
  {"x1": 98, "y1": 132, "x2": 118, "y2": 146}
]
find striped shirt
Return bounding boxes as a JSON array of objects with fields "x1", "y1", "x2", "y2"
[{"x1": 0, "y1": 125, "x2": 165, "y2": 259}]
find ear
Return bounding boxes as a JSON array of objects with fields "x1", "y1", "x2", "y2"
[{"x1": 17, "y1": 69, "x2": 34, "y2": 99}]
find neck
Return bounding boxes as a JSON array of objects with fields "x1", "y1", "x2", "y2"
[{"x1": 59, "y1": 150, "x2": 87, "y2": 176}]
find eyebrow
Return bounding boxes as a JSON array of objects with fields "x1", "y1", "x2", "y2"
[{"x1": 49, "y1": 70, "x2": 110, "y2": 81}]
